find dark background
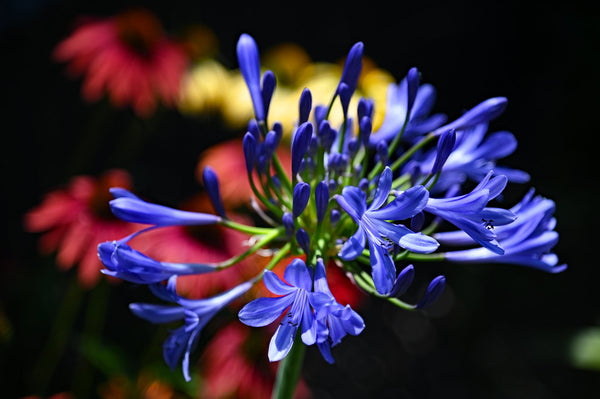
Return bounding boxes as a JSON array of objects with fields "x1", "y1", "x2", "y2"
[{"x1": 1, "y1": 0, "x2": 599, "y2": 398}]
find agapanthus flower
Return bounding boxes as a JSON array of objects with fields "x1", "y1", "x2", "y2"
[
  {"x1": 440, "y1": 189, "x2": 566, "y2": 273},
  {"x1": 238, "y1": 259, "x2": 318, "y2": 361},
  {"x1": 336, "y1": 166, "x2": 439, "y2": 294},
  {"x1": 95, "y1": 33, "x2": 566, "y2": 393},
  {"x1": 54, "y1": 8, "x2": 189, "y2": 117},
  {"x1": 130, "y1": 275, "x2": 254, "y2": 381},
  {"x1": 424, "y1": 171, "x2": 516, "y2": 254},
  {"x1": 25, "y1": 169, "x2": 140, "y2": 287}
]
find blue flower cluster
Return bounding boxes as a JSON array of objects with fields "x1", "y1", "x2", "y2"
[{"x1": 97, "y1": 33, "x2": 566, "y2": 381}]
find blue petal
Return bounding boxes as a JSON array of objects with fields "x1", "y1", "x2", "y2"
[
  {"x1": 370, "y1": 167, "x2": 393, "y2": 210},
  {"x1": 283, "y1": 259, "x2": 312, "y2": 291},
  {"x1": 129, "y1": 303, "x2": 185, "y2": 324},
  {"x1": 339, "y1": 227, "x2": 366, "y2": 261},
  {"x1": 339, "y1": 186, "x2": 367, "y2": 217},
  {"x1": 399, "y1": 233, "x2": 440, "y2": 254},
  {"x1": 268, "y1": 323, "x2": 297, "y2": 362},
  {"x1": 293, "y1": 182, "x2": 311, "y2": 217},
  {"x1": 317, "y1": 341, "x2": 335, "y2": 364},
  {"x1": 369, "y1": 185, "x2": 429, "y2": 221},
  {"x1": 368, "y1": 240, "x2": 396, "y2": 295},
  {"x1": 238, "y1": 296, "x2": 294, "y2": 327},
  {"x1": 110, "y1": 197, "x2": 221, "y2": 226},
  {"x1": 263, "y1": 270, "x2": 295, "y2": 296}
]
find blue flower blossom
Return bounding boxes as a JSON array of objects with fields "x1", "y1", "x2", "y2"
[
  {"x1": 424, "y1": 171, "x2": 516, "y2": 254},
  {"x1": 98, "y1": 238, "x2": 216, "y2": 284},
  {"x1": 310, "y1": 259, "x2": 364, "y2": 363},
  {"x1": 440, "y1": 189, "x2": 566, "y2": 273},
  {"x1": 238, "y1": 259, "x2": 318, "y2": 361},
  {"x1": 130, "y1": 276, "x2": 253, "y2": 381},
  {"x1": 336, "y1": 167, "x2": 439, "y2": 294}
]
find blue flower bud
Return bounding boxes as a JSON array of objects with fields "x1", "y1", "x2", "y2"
[
  {"x1": 328, "y1": 179, "x2": 337, "y2": 192},
  {"x1": 291, "y1": 122, "x2": 313, "y2": 176},
  {"x1": 389, "y1": 265, "x2": 415, "y2": 297},
  {"x1": 243, "y1": 132, "x2": 257, "y2": 175},
  {"x1": 318, "y1": 120, "x2": 337, "y2": 150},
  {"x1": 293, "y1": 182, "x2": 311, "y2": 217},
  {"x1": 359, "y1": 116, "x2": 372, "y2": 147},
  {"x1": 282, "y1": 212, "x2": 295, "y2": 238},
  {"x1": 308, "y1": 134, "x2": 319, "y2": 157},
  {"x1": 337, "y1": 42, "x2": 363, "y2": 97},
  {"x1": 347, "y1": 138, "x2": 359, "y2": 157},
  {"x1": 376, "y1": 141, "x2": 388, "y2": 165},
  {"x1": 237, "y1": 34, "x2": 265, "y2": 122},
  {"x1": 431, "y1": 129, "x2": 456, "y2": 175},
  {"x1": 261, "y1": 70, "x2": 276, "y2": 118},
  {"x1": 272, "y1": 121, "x2": 283, "y2": 143},
  {"x1": 358, "y1": 178, "x2": 369, "y2": 191},
  {"x1": 338, "y1": 82, "x2": 352, "y2": 117},
  {"x1": 202, "y1": 166, "x2": 226, "y2": 218},
  {"x1": 299, "y1": 88, "x2": 312, "y2": 124},
  {"x1": 296, "y1": 228, "x2": 310, "y2": 255},
  {"x1": 247, "y1": 119, "x2": 261, "y2": 140},
  {"x1": 330, "y1": 209, "x2": 341, "y2": 226},
  {"x1": 314, "y1": 104, "x2": 328, "y2": 128},
  {"x1": 315, "y1": 181, "x2": 329, "y2": 222},
  {"x1": 410, "y1": 211, "x2": 425, "y2": 232},
  {"x1": 416, "y1": 275, "x2": 446, "y2": 309},
  {"x1": 263, "y1": 130, "x2": 279, "y2": 158},
  {"x1": 357, "y1": 97, "x2": 374, "y2": 120},
  {"x1": 406, "y1": 67, "x2": 419, "y2": 115}
]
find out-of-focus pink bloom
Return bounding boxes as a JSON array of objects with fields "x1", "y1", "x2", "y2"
[
  {"x1": 54, "y1": 8, "x2": 189, "y2": 117},
  {"x1": 196, "y1": 138, "x2": 292, "y2": 208},
  {"x1": 24, "y1": 170, "x2": 140, "y2": 288},
  {"x1": 200, "y1": 322, "x2": 312, "y2": 399}
]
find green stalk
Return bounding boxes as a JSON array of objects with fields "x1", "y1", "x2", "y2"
[
  {"x1": 271, "y1": 332, "x2": 306, "y2": 399},
  {"x1": 216, "y1": 227, "x2": 284, "y2": 269},
  {"x1": 220, "y1": 219, "x2": 278, "y2": 236}
]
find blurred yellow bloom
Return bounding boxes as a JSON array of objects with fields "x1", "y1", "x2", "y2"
[{"x1": 178, "y1": 42, "x2": 395, "y2": 141}]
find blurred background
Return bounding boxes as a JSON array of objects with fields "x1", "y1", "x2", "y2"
[{"x1": 1, "y1": 0, "x2": 599, "y2": 398}]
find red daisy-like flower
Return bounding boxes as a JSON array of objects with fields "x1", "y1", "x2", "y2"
[
  {"x1": 54, "y1": 8, "x2": 189, "y2": 117},
  {"x1": 24, "y1": 169, "x2": 141, "y2": 288}
]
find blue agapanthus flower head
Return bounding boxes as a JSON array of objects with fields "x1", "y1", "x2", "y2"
[{"x1": 96, "y1": 33, "x2": 566, "y2": 386}]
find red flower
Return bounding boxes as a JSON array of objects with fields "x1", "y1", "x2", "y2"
[
  {"x1": 200, "y1": 323, "x2": 312, "y2": 399},
  {"x1": 54, "y1": 8, "x2": 189, "y2": 117},
  {"x1": 24, "y1": 169, "x2": 140, "y2": 288}
]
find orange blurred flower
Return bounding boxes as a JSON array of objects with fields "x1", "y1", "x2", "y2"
[
  {"x1": 24, "y1": 169, "x2": 141, "y2": 287},
  {"x1": 54, "y1": 8, "x2": 189, "y2": 117}
]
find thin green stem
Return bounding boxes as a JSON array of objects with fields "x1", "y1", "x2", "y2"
[
  {"x1": 271, "y1": 332, "x2": 306, "y2": 399},
  {"x1": 216, "y1": 227, "x2": 284, "y2": 269},
  {"x1": 220, "y1": 219, "x2": 277, "y2": 236}
]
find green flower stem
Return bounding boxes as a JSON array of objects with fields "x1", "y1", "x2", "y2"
[
  {"x1": 264, "y1": 242, "x2": 292, "y2": 272},
  {"x1": 405, "y1": 252, "x2": 446, "y2": 262},
  {"x1": 272, "y1": 331, "x2": 306, "y2": 399},
  {"x1": 216, "y1": 227, "x2": 284, "y2": 269},
  {"x1": 350, "y1": 263, "x2": 416, "y2": 310},
  {"x1": 247, "y1": 172, "x2": 284, "y2": 218},
  {"x1": 271, "y1": 153, "x2": 294, "y2": 196},
  {"x1": 389, "y1": 132, "x2": 436, "y2": 174},
  {"x1": 219, "y1": 219, "x2": 278, "y2": 236}
]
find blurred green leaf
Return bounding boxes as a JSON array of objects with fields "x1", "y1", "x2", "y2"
[{"x1": 570, "y1": 327, "x2": 600, "y2": 372}]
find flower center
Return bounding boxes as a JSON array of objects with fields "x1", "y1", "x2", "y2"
[{"x1": 115, "y1": 8, "x2": 163, "y2": 59}]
